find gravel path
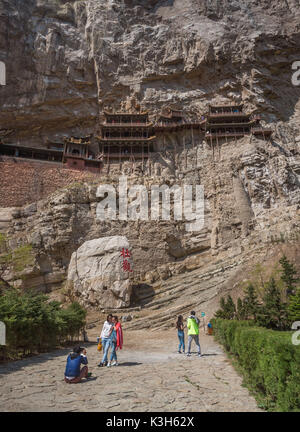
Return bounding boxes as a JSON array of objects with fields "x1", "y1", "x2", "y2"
[{"x1": 0, "y1": 331, "x2": 262, "y2": 412}]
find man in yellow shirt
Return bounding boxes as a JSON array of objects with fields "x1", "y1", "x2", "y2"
[{"x1": 187, "y1": 311, "x2": 202, "y2": 357}]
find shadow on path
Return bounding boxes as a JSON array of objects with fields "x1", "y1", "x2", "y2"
[
  {"x1": 117, "y1": 361, "x2": 143, "y2": 367},
  {"x1": 0, "y1": 342, "x2": 96, "y2": 376}
]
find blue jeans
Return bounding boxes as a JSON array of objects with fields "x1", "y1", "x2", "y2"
[
  {"x1": 110, "y1": 340, "x2": 117, "y2": 362},
  {"x1": 178, "y1": 330, "x2": 185, "y2": 352},
  {"x1": 101, "y1": 338, "x2": 111, "y2": 363},
  {"x1": 187, "y1": 334, "x2": 201, "y2": 354}
]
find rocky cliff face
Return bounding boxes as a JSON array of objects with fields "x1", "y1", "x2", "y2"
[
  {"x1": 1, "y1": 0, "x2": 300, "y2": 146},
  {"x1": 1, "y1": 134, "x2": 299, "y2": 310},
  {"x1": 0, "y1": 0, "x2": 300, "y2": 315}
]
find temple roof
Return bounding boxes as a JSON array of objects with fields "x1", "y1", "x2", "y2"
[{"x1": 65, "y1": 136, "x2": 92, "y2": 145}]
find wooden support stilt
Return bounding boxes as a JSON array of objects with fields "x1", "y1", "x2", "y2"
[
  {"x1": 148, "y1": 141, "x2": 151, "y2": 176},
  {"x1": 107, "y1": 146, "x2": 110, "y2": 174},
  {"x1": 173, "y1": 138, "x2": 176, "y2": 168},
  {"x1": 191, "y1": 125, "x2": 194, "y2": 149},
  {"x1": 211, "y1": 135, "x2": 214, "y2": 163},
  {"x1": 183, "y1": 135, "x2": 187, "y2": 170}
]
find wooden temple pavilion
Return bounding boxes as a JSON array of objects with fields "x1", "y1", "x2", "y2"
[
  {"x1": 158, "y1": 108, "x2": 185, "y2": 126},
  {"x1": 205, "y1": 104, "x2": 272, "y2": 143},
  {"x1": 155, "y1": 107, "x2": 206, "y2": 133},
  {"x1": 97, "y1": 111, "x2": 156, "y2": 171},
  {"x1": 63, "y1": 135, "x2": 102, "y2": 173}
]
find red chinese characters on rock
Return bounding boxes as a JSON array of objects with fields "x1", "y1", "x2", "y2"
[{"x1": 120, "y1": 248, "x2": 133, "y2": 272}]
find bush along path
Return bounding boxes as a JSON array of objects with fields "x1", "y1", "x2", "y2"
[
  {"x1": 0, "y1": 330, "x2": 262, "y2": 412},
  {"x1": 0, "y1": 289, "x2": 87, "y2": 361},
  {"x1": 212, "y1": 319, "x2": 300, "y2": 412}
]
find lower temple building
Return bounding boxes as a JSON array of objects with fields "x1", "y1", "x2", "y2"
[{"x1": 63, "y1": 136, "x2": 102, "y2": 174}]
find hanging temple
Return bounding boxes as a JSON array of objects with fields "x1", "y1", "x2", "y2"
[{"x1": 0, "y1": 104, "x2": 272, "y2": 175}]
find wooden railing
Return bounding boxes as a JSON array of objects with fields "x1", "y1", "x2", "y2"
[
  {"x1": 103, "y1": 122, "x2": 152, "y2": 127},
  {"x1": 99, "y1": 136, "x2": 155, "y2": 141}
]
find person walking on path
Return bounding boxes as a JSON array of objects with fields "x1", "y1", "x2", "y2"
[
  {"x1": 107, "y1": 316, "x2": 123, "y2": 367},
  {"x1": 186, "y1": 311, "x2": 202, "y2": 357},
  {"x1": 98, "y1": 314, "x2": 113, "y2": 367},
  {"x1": 64, "y1": 345, "x2": 90, "y2": 383},
  {"x1": 176, "y1": 315, "x2": 185, "y2": 354}
]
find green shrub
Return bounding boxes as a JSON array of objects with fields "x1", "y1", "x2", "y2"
[
  {"x1": 212, "y1": 319, "x2": 300, "y2": 411},
  {"x1": 0, "y1": 289, "x2": 86, "y2": 360},
  {"x1": 288, "y1": 288, "x2": 300, "y2": 322}
]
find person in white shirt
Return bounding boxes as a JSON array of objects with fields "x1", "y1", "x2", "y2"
[{"x1": 98, "y1": 314, "x2": 113, "y2": 367}]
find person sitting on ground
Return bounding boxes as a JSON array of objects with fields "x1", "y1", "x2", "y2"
[
  {"x1": 176, "y1": 315, "x2": 185, "y2": 354},
  {"x1": 64, "y1": 345, "x2": 90, "y2": 384},
  {"x1": 186, "y1": 311, "x2": 202, "y2": 358},
  {"x1": 98, "y1": 314, "x2": 113, "y2": 367},
  {"x1": 107, "y1": 316, "x2": 123, "y2": 367}
]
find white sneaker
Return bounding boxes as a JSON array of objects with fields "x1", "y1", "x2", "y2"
[
  {"x1": 107, "y1": 362, "x2": 111, "y2": 367},
  {"x1": 112, "y1": 361, "x2": 118, "y2": 366}
]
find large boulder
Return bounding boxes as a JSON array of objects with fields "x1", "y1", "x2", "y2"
[{"x1": 67, "y1": 236, "x2": 133, "y2": 309}]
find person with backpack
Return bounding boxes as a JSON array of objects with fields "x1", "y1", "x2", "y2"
[
  {"x1": 186, "y1": 311, "x2": 202, "y2": 357},
  {"x1": 176, "y1": 315, "x2": 185, "y2": 354},
  {"x1": 64, "y1": 345, "x2": 91, "y2": 383}
]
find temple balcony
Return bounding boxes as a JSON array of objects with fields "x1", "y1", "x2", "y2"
[
  {"x1": 102, "y1": 122, "x2": 153, "y2": 127},
  {"x1": 98, "y1": 136, "x2": 156, "y2": 142},
  {"x1": 207, "y1": 112, "x2": 249, "y2": 119},
  {"x1": 104, "y1": 152, "x2": 154, "y2": 159},
  {"x1": 251, "y1": 127, "x2": 272, "y2": 136},
  {"x1": 205, "y1": 131, "x2": 249, "y2": 140}
]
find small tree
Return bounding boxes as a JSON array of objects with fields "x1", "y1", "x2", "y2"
[
  {"x1": 215, "y1": 295, "x2": 236, "y2": 320},
  {"x1": 279, "y1": 255, "x2": 299, "y2": 297},
  {"x1": 256, "y1": 277, "x2": 288, "y2": 330},
  {"x1": 243, "y1": 283, "x2": 260, "y2": 320},
  {"x1": 236, "y1": 297, "x2": 246, "y2": 320},
  {"x1": 288, "y1": 288, "x2": 300, "y2": 323}
]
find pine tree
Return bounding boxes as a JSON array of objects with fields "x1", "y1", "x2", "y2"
[
  {"x1": 257, "y1": 277, "x2": 288, "y2": 329},
  {"x1": 214, "y1": 295, "x2": 236, "y2": 319},
  {"x1": 225, "y1": 295, "x2": 236, "y2": 319},
  {"x1": 288, "y1": 288, "x2": 300, "y2": 323},
  {"x1": 237, "y1": 297, "x2": 246, "y2": 320},
  {"x1": 279, "y1": 255, "x2": 299, "y2": 296},
  {"x1": 214, "y1": 296, "x2": 227, "y2": 319},
  {"x1": 243, "y1": 283, "x2": 260, "y2": 320}
]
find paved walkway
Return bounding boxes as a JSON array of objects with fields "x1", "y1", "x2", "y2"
[{"x1": 0, "y1": 330, "x2": 262, "y2": 412}]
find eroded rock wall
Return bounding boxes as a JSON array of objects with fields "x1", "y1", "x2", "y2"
[{"x1": 1, "y1": 0, "x2": 300, "y2": 146}]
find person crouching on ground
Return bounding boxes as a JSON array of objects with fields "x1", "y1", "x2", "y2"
[
  {"x1": 107, "y1": 316, "x2": 123, "y2": 367},
  {"x1": 176, "y1": 315, "x2": 185, "y2": 354},
  {"x1": 98, "y1": 314, "x2": 113, "y2": 367},
  {"x1": 64, "y1": 345, "x2": 89, "y2": 383},
  {"x1": 187, "y1": 311, "x2": 202, "y2": 357}
]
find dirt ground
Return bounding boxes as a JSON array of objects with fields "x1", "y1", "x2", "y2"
[{"x1": 0, "y1": 328, "x2": 262, "y2": 412}]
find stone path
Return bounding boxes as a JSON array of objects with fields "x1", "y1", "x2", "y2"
[{"x1": 0, "y1": 330, "x2": 262, "y2": 412}]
